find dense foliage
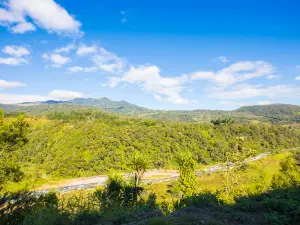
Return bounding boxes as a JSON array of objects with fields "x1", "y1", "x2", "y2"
[
  {"x1": 1, "y1": 106, "x2": 300, "y2": 224},
  {"x1": 2, "y1": 98, "x2": 300, "y2": 123},
  {"x1": 1, "y1": 151, "x2": 299, "y2": 225},
  {"x1": 7, "y1": 108, "x2": 300, "y2": 179},
  {"x1": 0, "y1": 109, "x2": 29, "y2": 191},
  {"x1": 236, "y1": 104, "x2": 300, "y2": 123},
  {"x1": 176, "y1": 151, "x2": 196, "y2": 198}
]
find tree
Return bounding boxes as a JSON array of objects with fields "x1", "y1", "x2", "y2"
[
  {"x1": 217, "y1": 139, "x2": 247, "y2": 203},
  {"x1": 271, "y1": 156, "x2": 300, "y2": 189},
  {"x1": 293, "y1": 150, "x2": 300, "y2": 166},
  {"x1": 176, "y1": 151, "x2": 196, "y2": 198},
  {"x1": 211, "y1": 117, "x2": 235, "y2": 125},
  {"x1": 0, "y1": 111, "x2": 29, "y2": 190},
  {"x1": 130, "y1": 152, "x2": 149, "y2": 201}
]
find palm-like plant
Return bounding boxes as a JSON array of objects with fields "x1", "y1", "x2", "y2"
[{"x1": 131, "y1": 152, "x2": 149, "y2": 201}]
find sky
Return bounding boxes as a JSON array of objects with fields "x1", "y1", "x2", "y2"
[{"x1": 0, "y1": 0, "x2": 300, "y2": 110}]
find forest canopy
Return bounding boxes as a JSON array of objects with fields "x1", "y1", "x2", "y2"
[{"x1": 5, "y1": 108, "x2": 300, "y2": 179}]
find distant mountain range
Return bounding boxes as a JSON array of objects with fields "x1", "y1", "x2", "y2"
[
  {"x1": 20, "y1": 97, "x2": 149, "y2": 114},
  {"x1": 1, "y1": 97, "x2": 300, "y2": 123}
]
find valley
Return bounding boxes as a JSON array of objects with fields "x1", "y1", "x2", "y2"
[{"x1": 1, "y1": 104, "x2": 300, "y2": 225}]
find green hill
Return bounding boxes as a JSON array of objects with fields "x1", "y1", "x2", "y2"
[
  {"x1": 7, "y1": 108, "x2": 300, "y2": 179},
  {"x1": 236, "y1": 104, "x2": 300, "y2": 123},
  {"x1": 1, "y1": 98, "x2": 300, "y2": 123}
]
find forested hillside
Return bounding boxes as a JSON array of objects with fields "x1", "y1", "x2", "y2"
[
  {"x1": 9, "y1": 108, "x2": 300, "y2": 179},
  {"x1": 236, "y1": 104, "x2": 300, "y2": 123},
  {"x1": 1, "y1": 108, "x2": 300, "y2": 225},
  {"x1": 1, "y1": 98, "x2": 300, "y2": 123}
]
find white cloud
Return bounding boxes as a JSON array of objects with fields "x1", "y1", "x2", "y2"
[
  {"x1": 267, "y1": 74, "x2": 279, "y2": 79},
  {"x1": 92, "y1": 48, "x2": 125, "y2": 73},
  {"x1": 209, "y1": 83, "x2": 300, "y2": 100},
  {"x1": 107, "y1": 65, "x2": 192, "y2": 104},
  {"x1": 3, "y1": 45, "x2": 30, "y2": 57},
  {"x1": 219, "y1": 101, "x2": 247, "y2": 106},
  {"x1": 218, "y1": 56, "x2": 230, "y2": 63},
  {"x1": 10, "y1": 22, "x2": 36, "y2": 33},
  {"x1": 295, "y1": 76, "x2": 300, "y2": 81},
  {"x1": 0, "y1": 93, "x2": 48, "y2": 104},
  {"x1": 0, "y1": 79, "x2": 26, "y2": 88},
  {"x1": 105, "y1": 77, "x2": 121, "y2": 87},
  {"x1": 84, "y1": 66, "x2": 98, "y2": 72},
  {"x1": 67, "y1": 66, "x2": 84, "y2": 73},
  {"x1": 43, "y1": 53, "x2": 71, "y2": 67},
  {"x1": 54, "y1": 43, "x2": 76, "y2": 53},
  {"x1": 0, "y1": 89, "x2": 84, "y2": 104},
  {"x1": 296, "y1": 66, "x2": 300, "y2": 69},
  {"x1": 66, "y1": 66, "x2": 98, "y2": 73},
  {"x1": 48, "y1": 90, "x2": 84, "y2": 100},
  {"x1": 0, "y1": 7, "x2": 24, "y2": 23},
  {"x1": 257, "y1": 101, "x2": 272, "y2": 105},
  {"x1": 191, "y1": 61, "x2": 276, "y2": 86},
  {"x1": 0, "y1": 57, "x2": 28, "y2": 65},
  {"x1": 76, "y1": 45, "x2": 97, "y2": 56},
  {"x1": 0, "y1": 0, "x2": 81, "y2": 35}
]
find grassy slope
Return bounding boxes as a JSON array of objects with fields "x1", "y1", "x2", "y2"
[{"x1": 145, "y1": 152, "x2": 290, "y2": 202}]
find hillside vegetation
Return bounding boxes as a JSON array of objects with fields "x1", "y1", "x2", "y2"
[
  {"x1": 1, "y1": 98, "x2": 300, "y2": 123},
  {"x1": 1, "y1": 107, "x2": 300, "y2": 225},
  {"x1": 236, "y1": 104, "x2": 300, "y2": 123},
  {"x1": 7, "y1": 108, "x2": 300, "y2": 180}
]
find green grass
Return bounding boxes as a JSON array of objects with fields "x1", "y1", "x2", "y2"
[{"x1": 144, "y1": 152, "x2": 291, "y2": 202}]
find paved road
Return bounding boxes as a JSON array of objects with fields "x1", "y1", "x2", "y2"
[{"x1": 36, "y1": 149, "x2": 298, "y2": 194}]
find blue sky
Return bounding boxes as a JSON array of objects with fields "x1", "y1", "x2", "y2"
[{"x1": 0, "y1": 0, "x2": 300, "y2": 110}]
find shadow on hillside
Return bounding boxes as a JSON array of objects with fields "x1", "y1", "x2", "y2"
[{"x1": 1, "y1": 186, "x2": 299, "y2": 225}]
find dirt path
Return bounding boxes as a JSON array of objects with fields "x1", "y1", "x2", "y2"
[{"x1": 36, "y1": 148, "x2": 299, "y2": 194}]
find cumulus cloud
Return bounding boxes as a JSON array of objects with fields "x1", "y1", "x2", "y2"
[
  {"x1": 48, "y1": 89, "x2": 84, "y2": 100},
  {"x1": 191, "y1": 61, "x2": 276, "y2": 86},
  {"x1": 107, "y1": 65, "x2": 192, "y2": 104},
  {"x1": 267, "y1": 74, "x2": 280, "y2": 79},
  {"x1": 3, "y1": 45, "x2": 30, "y2": 57},
  {"x1": 219, "y1": 101, "x2": 247, "y2": 106},
  {"x1": 10, "y1": 21, "x2": 36, "y2": 33},
  {"x1": 0, "y1": 0, "x2": 81, "y2": 35},
  {"x1": 208, "y1": 83, "x2": 300, "y2": 100},
  {"x1": 105, "y1": 77, "x2": 121, "y2": 87},
  {"x1": 0, "y1": 89, "x2": 84, "y2": 104},
  {"x1": 91, "y1": 48, "x2": 125, "y2": 73},
  {"x1": 76, "y1": 44, "x2": 97, "y2": 56},
  {"x1": 0, "y1": 93, "x2": 48, "y2": 104},
  {"x1": 0, "y1": 57, "x2": 28, "y2": 65},
  {"x1": 43, "y1": 53, "x2": 71, "y2": 67},
  {"x1": 218, "y1": 56, "x2": 230, "y2": 63},
  {"x1": 54, "y1": 43, "x2": 76, "y2": 53},
  {"x1": 67, "y1": 66, "x2": 83, "y2": 73},
  {"x1": 257, "y1": 101, "x2": 272, "y2": 105},
  {"x1": 0, "y1": 79, "x2": 26, "y2": 88},
  {"x1": 84, "y1": 66, "x2": 98, "y2": 72},
  {"x1": 67, "y1": 66, "x2": 98, "y2": 73}
]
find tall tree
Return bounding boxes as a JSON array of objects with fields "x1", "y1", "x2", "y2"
[{"x1": 176, "y1": 151, "x2": 196, "y2": 198}]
